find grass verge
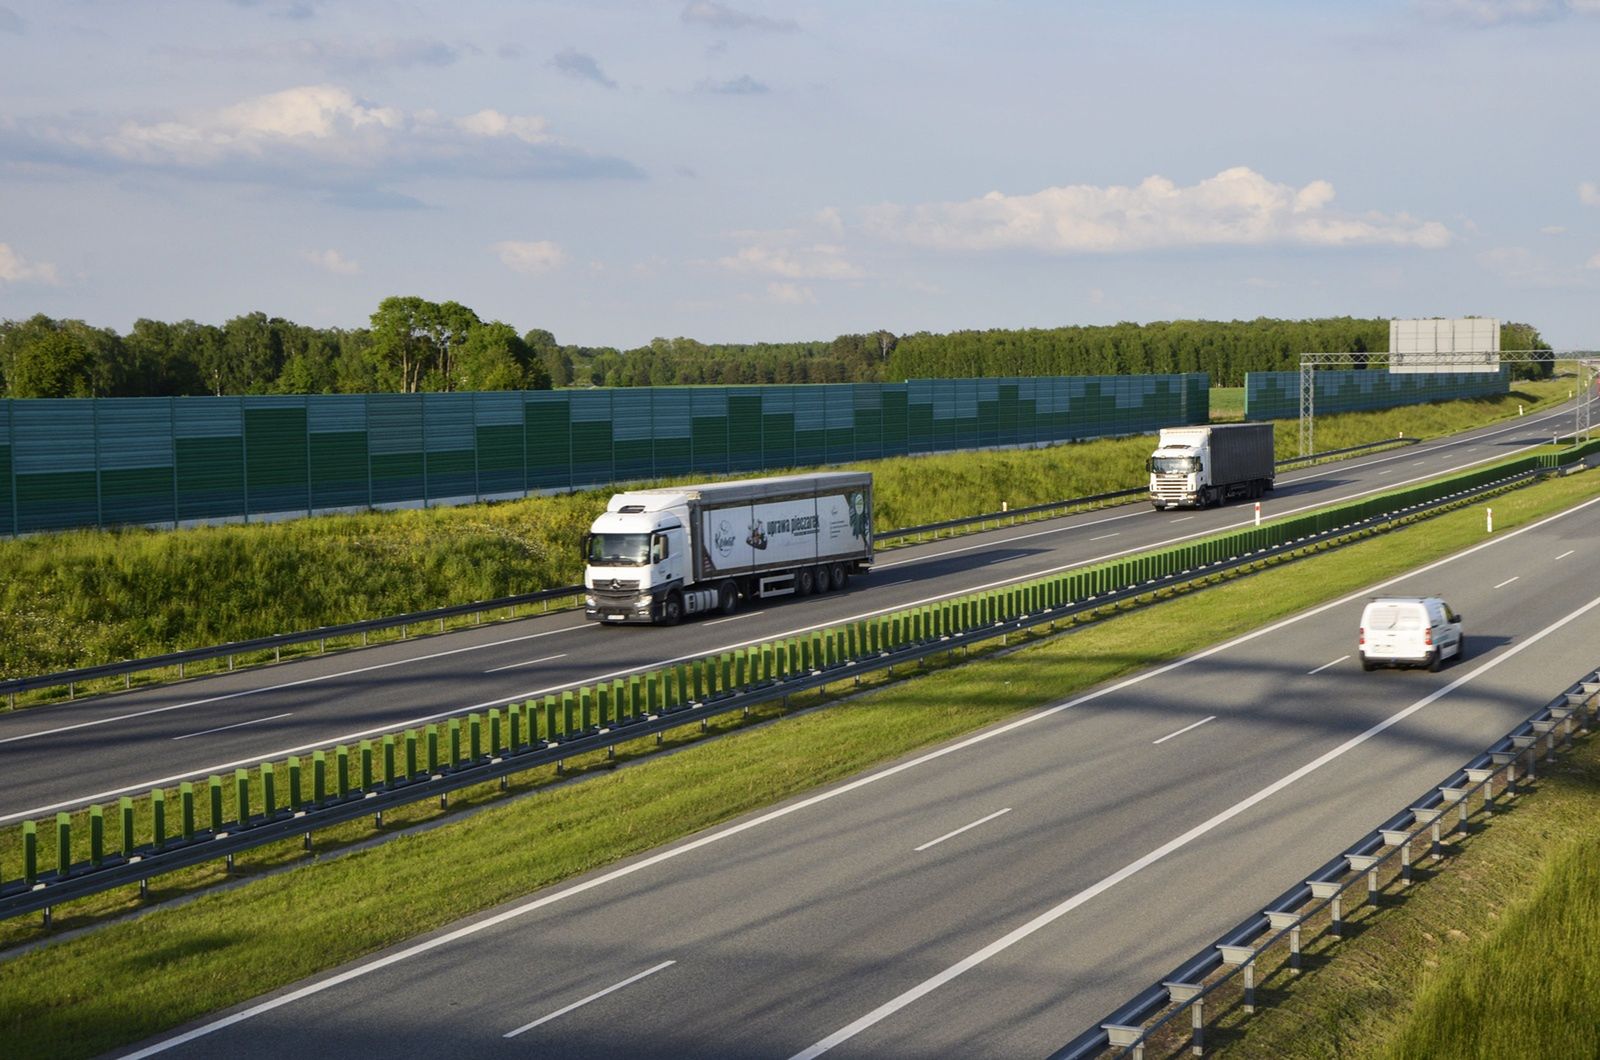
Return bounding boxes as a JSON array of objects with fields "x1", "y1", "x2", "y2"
[
  {"x1": 0, "y1": 466, "x2": 1596, "y2": 1058},
  {"x1": 0, "y1": 375, "x2": 1575, "y2": 693}
]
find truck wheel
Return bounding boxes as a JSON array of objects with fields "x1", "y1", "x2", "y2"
[
  {"x1": 662, "y1": 592, "x2": 683, "y2": 626},
  {"x1": 717, "y1": 581, "x2": 738, "y2": 615},
  {"x1": 796, "y1": 567, "x2": 815, "y2": 595},
  {"x1": 829, "y1": 563, "x2": 847, "y2": 591},
  {"x1": 813, "y1": 566, "x2": 831, "y2": 594}
]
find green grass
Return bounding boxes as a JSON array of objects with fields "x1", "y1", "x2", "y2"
[
  {"x1": 0, "y1": 371, "x2": 1575, "y2": 688},
  {"x1": 1211, "y1": 387, "x2": 1245, "y2": 421},
  {"x1": 1, "y1": 464, "x2": 1596, "y2": 1059}
]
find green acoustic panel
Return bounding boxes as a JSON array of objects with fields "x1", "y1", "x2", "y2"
[
  {"x1": 176, "y1": 436, "x2": 244, "y2": 521},
  {"x1": 244, "y1": 404, "x2": 309, "y2": 515},
  {"x1": 309, "y1": 430, "x2": 369, "y2": 509},
  {"x1": 370, "y1": 452, "x2": 424, "y2": 505},
  {"x1": 14, "y1": 472, "x2": 97, "y2": 533},
  {"x1": 101, "y1": 466, "x2": 176, "y2": 527},
  {"x1": 524, "y1": 395, "x2": 572, "y2": 491},
  {"x1": 476, "y1": 423, "x2": 524, "y2": 495},
  {"x1": 1244, "y1": 367, "x2": 1508, "y2": 420}
]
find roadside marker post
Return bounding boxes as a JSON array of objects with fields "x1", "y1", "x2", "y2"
[
  {"x1": 1254, "y1": 501, "x2": 1261, "y2": 527},
  {"x1": 1487, "y1": 507, "x2": 1494, "y2": 533}
]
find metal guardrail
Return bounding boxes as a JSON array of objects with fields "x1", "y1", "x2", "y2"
[
  {"x1": 0, "y1": 455, "x2": 1555, "y2": 922},
  {"x1": 0, "y1": 434, "x2": 1425, "y2": 706},
  {"x1": 1057, "y1": 671, "x2": 1600, "y2": 1059}
]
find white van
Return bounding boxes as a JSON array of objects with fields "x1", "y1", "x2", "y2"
[{"x1": 1359, "y1": 596, "x2": 1464, "y2": 672}]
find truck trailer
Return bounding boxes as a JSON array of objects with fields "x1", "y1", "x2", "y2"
[
  {"x1": 1147, "y1": 423, "x2": 1275, "y2": 510},
  {"x1": 584, "y1": 471, "x2": 873, "y2": 625}
]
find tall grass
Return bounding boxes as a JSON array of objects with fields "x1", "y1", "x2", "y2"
[{"x1": 0, "y1": 375, "x2": 1572, "y2": 680}]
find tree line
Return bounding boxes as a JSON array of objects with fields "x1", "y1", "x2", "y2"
[{"x1": 0, "y1": 304, "x2": 1551, "y2": 399}]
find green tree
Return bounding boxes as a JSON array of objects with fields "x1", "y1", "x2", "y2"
[{"x1": 0, "y1": 315, "x2": 97, "y2": 397}]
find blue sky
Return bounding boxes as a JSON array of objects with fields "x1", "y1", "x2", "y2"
[{"x1": 1, "y1": 0, "x2": 1596, "y2": 349}]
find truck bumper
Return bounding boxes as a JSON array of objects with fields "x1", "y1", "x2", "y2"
[{"x1": 585, "y1": 594, "x2": 657, "y2": 624}]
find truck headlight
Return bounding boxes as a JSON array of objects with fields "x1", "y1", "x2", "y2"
[
  {"x1": 637, "y1": 594, "x2": 653, "y2": 606},
  {"x1": 584, "y1": 594, "x2": 595, "y2": 607}
]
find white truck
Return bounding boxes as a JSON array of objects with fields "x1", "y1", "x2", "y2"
[
  {"x1": 583, "y1": 471, "x2": 874, "y2": 625},
  {"x1": 1147, "y1": 423, "x2": 1275, "y2": 510}
]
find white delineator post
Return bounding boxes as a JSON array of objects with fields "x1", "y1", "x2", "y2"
[
  {"x1": 1254, "y1": 501, "x2": 1261, "y2": 527},
  {"x1": 1487, "y1": 507, "x2": 1494, "y2": 533}
]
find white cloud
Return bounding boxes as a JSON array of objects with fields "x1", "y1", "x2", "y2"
[
  {"x1": 492, "y1": 240, "x2": 567, "y2": 274},
  {"x1": 765, "y1": 282, "x2": 815, "y2": 304},
  {"x1": 863, "y1": 167, "x2": 1452, "y2": 254},
  {"x1": 1541, "y1": 225, "x2": 1567, "y2": 235},
  {"x1": 681, "y1": 2, "x2": 798, "y2": 32},
  {"x1": 1417, "y1": 0, "x2": 1600, "y2": 23},
  {"x1": 718, "y1": 243, "x2": 863, "y2": 279},
  {"x1": 1581, "y1": 181, "x2": 1600, "y2": 206},
  {"x1": 1477, "y1": 245, "x2": 1598, "y2": 288},
  {"x1": 0, "y1": 243, "x2": 60, "y2": 284},
  {"x1": 696, "y1": 74, "x2": 769, "y2": 95},
  {"x1": 301, "y1": 248, "x2": 359, "y2": 274},
  {"x1": 1586, "y1": 251, "x2": 1600, "y2": 269},
  {"x1": 1, "y1": 84, "x2": 637, "y2": 190}
]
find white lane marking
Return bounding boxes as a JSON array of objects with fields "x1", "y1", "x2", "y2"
[
  {"x1": 0, "y1": 436, "x2": 1580, "y2": 825},
  {"x1": 1306, "y1": 655, "x2": 1350, "y2": 676},
  {"x1": 788, "y1": 588, "x2": 1600, "y2": 1060},
  {"x1": 1556, "y1": 550, "x2": 1575, "y2": 560},
  {"x1": 1413, "y1": 461, "x2": 1426, "y2": 466},
  {"x1": 1169, "y1": 516, "x2": 1195, "y2": 523},
  {"x1": 705, "y1": 611, "x2": 762, "y2": 626},
  {"x1": 117, "y1": 498, "x2": 1600, "y2": 1058},
  {"x1": 484, "y1": 653, "x2": 567, "y2": 675},
  {"x1": 1151, "y1": 716, "x2": 1216, "y2": 745},
  {"x1": 1376, "y1": 469, "x2": 1392, "y2": 475},
  {"x1": 1494, "y1": 577, "x2": 1519, "y2": 589},
  {"x1": 913, "y1": 808, "x2": 1012, "y2": 852},
  {"x1": 0, "y1": 624, "x2": 591, "y2": 748},
  {"x1": 1090, "y1": 533, "x2": 1120, "y2": 541},
  {"x1": 503, "y1": 961, "x2": 675, "y2": 1039},
  {"x1": 172, "y1": 714, "x2": 293, "y2": 742}
]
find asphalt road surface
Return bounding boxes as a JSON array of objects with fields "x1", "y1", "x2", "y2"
[
  {"x1": 0, "y1": 401, "x2": 1579, "y2": 825},
  {"x1": 119, "y1": 441, "x2": 1600, "y2": 1059}
]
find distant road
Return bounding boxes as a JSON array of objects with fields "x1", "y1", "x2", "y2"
[
  {"x1": 123, "y1": 421, "x2": 1600, "y2": 1059},
  {"x1": 0, "y1": 400, "x2": 1578, "y2": 824}
]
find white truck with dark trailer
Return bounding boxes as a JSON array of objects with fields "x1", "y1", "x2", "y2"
[
  {"x1": 584, "y1": 471, "x2": 873, "y2": 625},
  {"x1": 1147, "y1": 422, "x2": 1275, "y2": 510}
]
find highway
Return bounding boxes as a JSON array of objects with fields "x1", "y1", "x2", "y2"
[
  {"x1": 0, "y1": 401, "x2": 1579, "y2": 825},
  {"x1": 120, "y1": 440, "x2": 1600, "y2": 1059}
]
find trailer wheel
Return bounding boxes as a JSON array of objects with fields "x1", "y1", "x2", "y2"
[
  {"x1": 796, "y1": 567, "x2": 816, "y2": 595},
  {"x1": 662, "y1": 592, "x2": 683, "y2": 626},
  {"x1": 828, "y1": 562, "x2": 848, "y2": 591},
  {"x1": 813, "y1": 566, "x2": 831, "y2": 594},
  {"x1": 717, "y1": 581, "x2": 738, "y2": 615}
]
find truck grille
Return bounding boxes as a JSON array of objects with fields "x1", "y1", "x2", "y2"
[
  {"x1": 592, "y1": 578, "x2": 639, "y2": 591},
  {"x1": 1151, "y1": 476, "x2": 1190, "y2": 499}
]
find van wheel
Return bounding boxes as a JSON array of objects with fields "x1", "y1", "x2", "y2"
[
  {"x1": 1454, "y1": 637, "x2": 1467, "y2": 661},
  {"x1": 1428, "y1": 650, "x2": 1443, "y2": 673},
  {"x1": 662, "y1": 592, "x2": 683, "y2": 626},
  {"x1": 1361, "y1": 656, "x2": 1376, "y2": 672},
  {"x1": 717, "y1": 581, "x2": 738, "y2": 615},
  {"x1": 829, "y1": 562, "x2": 848, "y2": 591},
  {"x1": 796, "y1": 567, "x2": 815, "y2": 595}
]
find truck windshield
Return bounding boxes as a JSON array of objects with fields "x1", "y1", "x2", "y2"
[
  {"x1": 1149, "y1": 456, "x2": 1199, "y2": 474},
  {"x1": 587, "y1": 533, "x2": 651, "y2": 566}
]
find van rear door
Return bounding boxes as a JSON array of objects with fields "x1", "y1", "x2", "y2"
[{"x1": 1364, "y1": 602, "x2": 1422, "y2": 659}]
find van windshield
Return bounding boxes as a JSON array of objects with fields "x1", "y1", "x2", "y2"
[
  {"x1": 587, "y1": 533, "x2": 651, "y2": 566},
  {"x1": 1150, "y1": 456, "x2": 1199, "y2": 474},
  {"x1": 1366, "y1": 605, "x2": 1420, "y2": 630}
]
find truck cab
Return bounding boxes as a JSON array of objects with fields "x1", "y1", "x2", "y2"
[
  {"x1": 1148, "y1": 443, "x2": 1208, "y2": 508},
  {"x1": 584, "y1": 502, "x2": 691, "y2": 624}
]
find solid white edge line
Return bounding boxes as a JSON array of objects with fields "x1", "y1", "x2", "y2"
[
  {"x1": 787, "y1": 588, "x2": 1600, "y2": 1060},
  {"x1": 1305, "y1": 655, "x2": 1351, "y2": 676},
  {"x1": 1494, "y1": 577, "x2": 1520, "y2": 589},
  {"x1": 0, "y1": 406, "x2": 1574, "y2": 832},
  {"x1": 171, "y1": 713, "x2": 293, "y2": 742},
  {"x1": 913, "y1": 808, "x2": 1013, "y2": 852},
  {"x1": 1150, "y1": 716, "x2": 1216, "y2": 745},
  {"x1": 0, "y1": 433, "x2": 1581, "y2": 825},
  {"x1": 502, "y1": 960, "x2": 676, "y2": 1038},
  {"x1": 483, "y1": 653, "x2": 568, "y2": 675},
  {"x1": 118, "y1": 493, "x2": 1600, "y2": 1059}
]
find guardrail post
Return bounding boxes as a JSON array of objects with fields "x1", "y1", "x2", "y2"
[
  {"x1": 236, "y1": 770, "x2": 251, "y2": 826},
  {"x1": 22, "y1": 821, "x2": 36, "y2": 885},
  {"x1": 359, "y1": 742, "x2": 373, "y2": 791},
  {"x1": 55, "y1": 813, "x2": 71, "y2": 880},
  {"x1": 612, "y1": 679, "x2": 626, "y2": 721},
  {"x1": 335, "y1": 747, "x2": 350, "y2": 799},
  {"x1": 489, "y1": 709, "x2": 502, "y2": 756},
  {"x1": 262, "y1": 763, "x2": 277, "y2": 817},
  {"x1": 405, "y1": 731, "x2": 418, "y2": 779},
  {"x1": 151, "y1": 788, "x2": 167, "y2": 849},
  {"x1": 118, "y1": 795, "x2": 135, "y2": 858},
  {"x1": 383, "y1": 735, "x2": 397, "y2": 783},
  {"x1": 286, "y1": 758, "x2": 301, "y2": 809},
  {"x1": 312, "y1": 754, "x2": 326, "y2": 805},
  {"x1": 449, "y1": 718, "x2": 462, "y2": 764},
  {"x1": 542, "y1": 697, "x2": 556, "y2": 741},
  {"x1": 426, "y1": 727, "x2": 439, "y2": 773},
  {"x1": 1267, "y1": 910, "x2": 1303, "y2": 970},
  {"x1": 466, "y1": 715, "x2": 480, "y2": 761},
  {"x1": 562, "y1": 693, "x2": 576, "y2": 736},
  {"x1": 580, "y1": 690, "x2": 593, "y2": 733},
  {"x1": 509, "y1": 704, "x2": 524, "y2": 748},
  {"x1": 180, "y1": 781, "x2": 196, "y2": 839},
  {"x1": 89, "y1": 804, "x2": 104, "y2": 867}
]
